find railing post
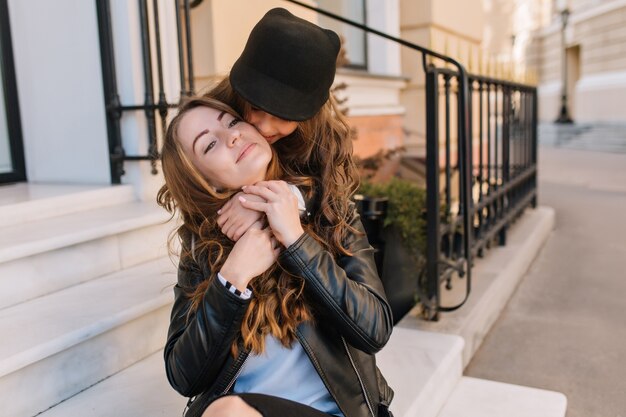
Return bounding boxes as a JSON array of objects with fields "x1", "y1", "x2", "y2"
[
  {"x1": 96, "y1": 0, "x2": 125, "y2": 184},
  {"x1": 457, "y1": 68, "x2": 473, "y2": 281},
  {"x1": 425, "y1": 69, "x2": 441, "y2": 321},
  {"x1": 138, "y1": 0, "x2": 159, "y2": 174},
  {"x1": 531, "y1": 89, "x2": 538, "y2": 208},
  {"x1": 499, "y1": 86, "x2": 511, "y2": 245}
]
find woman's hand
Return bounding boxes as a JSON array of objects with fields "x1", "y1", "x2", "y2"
[
  {"x1": 238, "y1": 181, "x2": 304, "y2": 247},
  {"x1": 217, "y1": 192, "x2": 265, "y2": 241},
  {"x1": 220, "y1": 221, "x2": 281, "y2": 292}
]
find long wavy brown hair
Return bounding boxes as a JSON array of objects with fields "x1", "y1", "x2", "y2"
[
  {"x1": 207, "y1": 77, "x2": 360, "y2": 257},
  {"x1": 157, "y1": 96, "x2": 318, "y2": 356}
]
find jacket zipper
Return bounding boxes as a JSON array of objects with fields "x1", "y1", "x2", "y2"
[
  {"x1": 342, "y1": 336, "x2": 376, "y2": 417},
  {"x1": 222, "y1": 352, "x2": 250, "y2": 394},
  {"x1": 296, "y1": 330, "x2": 350, "y2": 417},
  {"x1": 186, "y1": 349, "x2": 249, "y2": 417}
]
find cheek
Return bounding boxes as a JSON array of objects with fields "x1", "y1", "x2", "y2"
[
  {"x1": 279, "y1": 122, "x2": 298, "y2": 136},
  {"x1": 246, "y1": 111, "x2": 263, "y2": 126}
]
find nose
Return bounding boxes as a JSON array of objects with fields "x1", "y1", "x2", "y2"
[{"x1": 225, "y1": 128, "x2": 241, "y2": 148}]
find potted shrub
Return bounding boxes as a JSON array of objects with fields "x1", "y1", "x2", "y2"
[{"x1": 355, "y1": 178, "x2": 427, "y2": 324}]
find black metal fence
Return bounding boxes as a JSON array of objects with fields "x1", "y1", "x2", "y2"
[
  {"x1": 423, "y1": 68, "x2": 538, "y2": 320},
  {"x1": 96, "y1": 0, "x2": 196, "y2": 184}
]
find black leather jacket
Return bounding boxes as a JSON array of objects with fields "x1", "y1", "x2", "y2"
[{"x1": 164, "y1": 205, "x2": 395, "y2": 417}]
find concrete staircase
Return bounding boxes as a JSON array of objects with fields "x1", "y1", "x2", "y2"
[
  {"x1": 0, "y1": 183, "x2": 567, "y2": 417},
  {"x1": 0, "y1": 183, "x2": 177, "y2": 417},
  {"x1": 539, "y1": 122, "x2": 626, "y2": 153}
]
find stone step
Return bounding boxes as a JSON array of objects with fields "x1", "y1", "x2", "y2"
[
  {"x1": 37, "y1": 351, "x2": 186, "y2": 417},
  {"x1": 538, "y1": 123, "x2": 626, "y2": 153},
  {"x1": 34, "y1": 318, "x2": 566, "y2": 417},
  {"x1": 0, "y1": 256, "x2": 176, "y2": 417},
  {"x1": 0, "y1": 183, "x2": 136, "y2": 228},
  {"x1": 403, "y1": 206, "x2": 555, "y2": 367},
  {"x1": 0, "y1": 200, "x2": 172, "y2": 309},
  {"x1": 37, "y1": 326, "x2": 465, "y2": 417},
  {"x1": 437, "y1": 377, "x2": 567, "y2": 417},
  {"x1": 377, "y1": 328, "x2": 465, "y2": 417}
]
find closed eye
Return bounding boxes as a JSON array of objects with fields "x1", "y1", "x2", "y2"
[{"x1": 204, "y1": 140, "x2": 216, "y2": 154}]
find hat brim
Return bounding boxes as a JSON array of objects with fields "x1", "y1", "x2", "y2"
[{"x1": 230, "y1": 60, "x2": 328, "y2": 122}]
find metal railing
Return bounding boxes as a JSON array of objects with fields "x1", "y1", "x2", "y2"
[
  {"x1": 281, "y1": 0, "x2": 538, "y2": 320},
  {"x1": 424, "y1": 69, "x2": 538, "y2": 319},
  {"x1": 96, "y1": 0, "x2": 197, "y2": 184}
]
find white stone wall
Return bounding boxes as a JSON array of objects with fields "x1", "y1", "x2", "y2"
[
  {"x1": 8, "y1": 0, "x2": 111, "y2": 184},
  {"x1": 6, "y1": 0, "x2": 181, "y2": 197}
]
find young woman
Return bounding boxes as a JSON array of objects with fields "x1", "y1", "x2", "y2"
[
  {"x1": 157, "y1": 96, "x2": 394, "y2": 417},
  {"x1": 206, "y1": 8, "x2": 359, "y2": 254}
]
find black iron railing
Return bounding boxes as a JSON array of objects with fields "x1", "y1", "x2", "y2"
[
  {"x1": 424, "y1": 69, "x2": 538, "y2": 319},
  {"x1": 282, "y1": 0, "x2": 538, "y2": 320},
  {"x1": 96, "y1": 0, "x2": 197, "y2": 184}
]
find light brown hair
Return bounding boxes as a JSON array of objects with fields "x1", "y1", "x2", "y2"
[{"x1": 157, "y1": 96, "x2": 314, "y2": 355}]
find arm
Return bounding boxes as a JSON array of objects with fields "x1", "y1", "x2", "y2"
[
  {"x1": 239, "y1": 181, "x2": 391, "y2": 352},
  {"x1": 217, "y1": 184, "x2": 306, "y2": 241},
  {"x1": 278, "y1": 204, "x2": 394, "y2": 354},
  {"x1": 163, "y1": 256, "x2": 249, "y2": 397},
  {"x1": 217, "y1": 192, "x2": 265, "y2": 241},
  {"x1": 164, "y1": 226, "x2": 280, "y2": 397}
]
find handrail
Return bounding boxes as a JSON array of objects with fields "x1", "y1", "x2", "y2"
[{"x1": 283, "y1": 0, "x2": 464, "y2": 72}]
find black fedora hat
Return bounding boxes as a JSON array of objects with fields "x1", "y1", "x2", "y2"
[{"x1": 230, "y1": 8, "x2": 340, "y2": 121}]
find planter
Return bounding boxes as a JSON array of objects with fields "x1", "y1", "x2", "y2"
[
  {"x1": 355, "y1": 194, "x2": 422, "y2": 324},
  {"x1": 380, "y1": 226, "x2": 421, "y2": 323},
  {"x1": 354, "y1": 195, "x2": 388, "y2": 275}
]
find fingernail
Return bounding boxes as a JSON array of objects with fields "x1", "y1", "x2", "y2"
[
  {"x1": 217, "y1": 209, "x2": 222, "y2": 214},
  {"x1": 241, "y1": 185, "x2": 247, "y2": 189},
  {"x1": 238, "y1": 196, "x2": 246, "y2": 203}
]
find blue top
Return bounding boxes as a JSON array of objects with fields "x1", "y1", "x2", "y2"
[{"x1": 233, "y1": 335, "x2": 342, "y2": 416}]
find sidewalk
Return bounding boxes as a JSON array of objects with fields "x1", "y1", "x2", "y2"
[{"x1": 465, "y1": 145, "x2": 626, "y2": 417}]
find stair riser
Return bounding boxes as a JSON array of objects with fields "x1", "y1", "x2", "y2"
[
  {"x1": 408, "y1": 354, "x2": 463, "y2": 417},
  {"x1": 376, "y1": 328, "x2": 464, "y2": 417},
  {"x1": 0, "y1": 223, "x2": 171, "y2": 309},
  {"x1": 0, "y1": 186, "x2": 135, "y2": 228},
  {"x1": 0, "y1": 305, "x2": 171, "y2": 417}
]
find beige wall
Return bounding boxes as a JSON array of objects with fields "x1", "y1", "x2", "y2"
[
  {"x1": 537, "y1": 1, "x2": 626, "y2": 121},
  {"x1": 190, "y1": 0, "x2": 317, "y2": 92},
  {"x1": 399, "y1": 0, "x2": 484, "y2": 157}
]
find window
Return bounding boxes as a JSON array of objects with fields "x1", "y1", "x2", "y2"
[
  {"x1": 0, "y1": 0, "x2": 26, "y2": 183},
  {"x1": 317, "y1": 0, "x2": 367, "y2": 69}
]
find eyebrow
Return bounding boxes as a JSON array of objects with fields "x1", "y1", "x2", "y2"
[
  {"x1": 191, "y1": 111, "x2": 228, "y2": 153},
  {"x1": 192, "y1": 129, "x2": 209, "y2": 154}
]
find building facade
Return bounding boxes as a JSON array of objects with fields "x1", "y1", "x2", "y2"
[{"x1": 534, "y1": 0, "x2": 626, "y2": 122}]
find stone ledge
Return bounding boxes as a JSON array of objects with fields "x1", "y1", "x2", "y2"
[
  {"x1": 438, "y1": 377, "x2": 567, "y2": 417},
  {"x1": 398, "y1": 206, "x2": 556, "y2": 367}
]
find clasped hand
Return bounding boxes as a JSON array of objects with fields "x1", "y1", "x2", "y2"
[
  {"x1": 218, "y1": 181, "x2": 305, "y2": 291},
  {"x1": 239, "y1": 180, "x2": 304, "y2": 248}
]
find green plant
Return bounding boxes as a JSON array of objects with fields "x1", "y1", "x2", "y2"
[{"x1": 357, "y1": 178, "x2": 427, "y2": 265}]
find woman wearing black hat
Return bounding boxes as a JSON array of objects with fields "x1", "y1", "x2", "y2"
[
  {"x1": 159, "y1": 94, "x2": 394, "y2": 417},
  {"x1": 208, "y1": 8, "x2": 359, "y2": 251}
]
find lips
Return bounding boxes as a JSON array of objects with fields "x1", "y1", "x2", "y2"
[{"x1": 236, "y1": 143, "x2": 256, "y2": 163}]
